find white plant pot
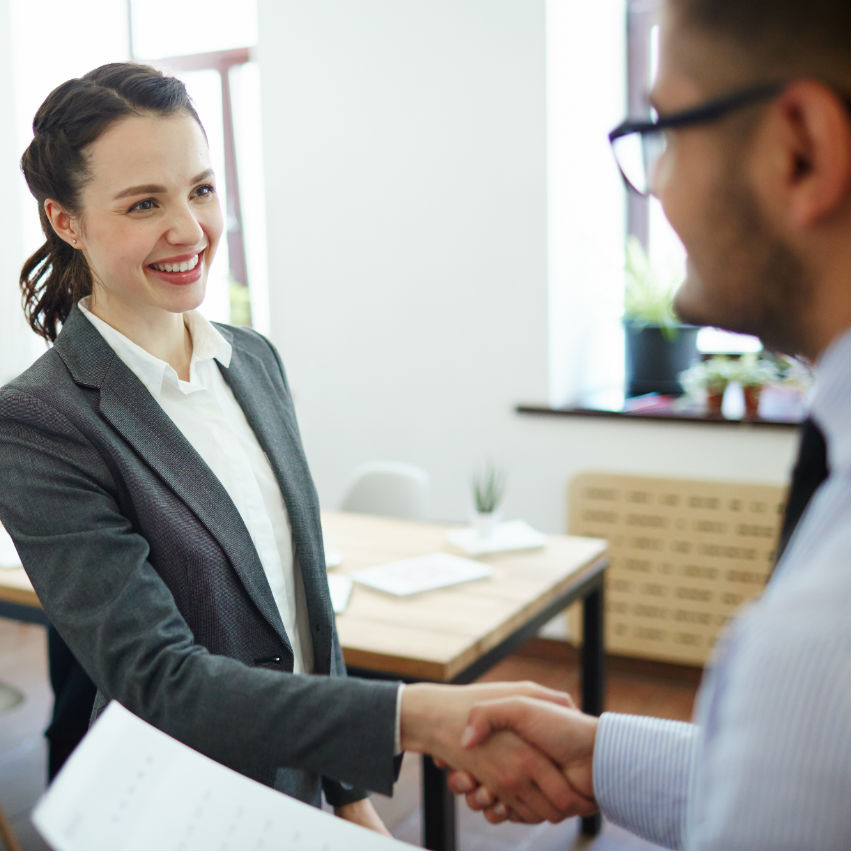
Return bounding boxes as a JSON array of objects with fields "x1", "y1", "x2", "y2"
[{"x1": 472, "y1": 509, "x2": 502, "y2": 539}]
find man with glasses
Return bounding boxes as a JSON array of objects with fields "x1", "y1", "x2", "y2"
[{"x1": 441, "y1": 1, "x2": 850, "y2": 847}]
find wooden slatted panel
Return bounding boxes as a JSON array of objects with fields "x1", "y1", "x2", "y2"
[{"x1": 567, "y1": 472, "x2": 786, "y2": 665}]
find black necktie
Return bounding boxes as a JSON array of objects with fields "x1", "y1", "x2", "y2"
[{"x1": 774, "y1": 417, "x2": 829, "y2": 565}]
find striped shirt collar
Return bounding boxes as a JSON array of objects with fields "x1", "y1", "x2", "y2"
[{"x1": 77, "y1": 297, "x2": 232, "y2": 399}]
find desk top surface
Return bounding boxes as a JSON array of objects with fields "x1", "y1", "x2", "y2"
[
  {"x1": 0, "y1": 512, "x2": 607, "y2": 681},
  {"x1": 324, "y1": 512, "x2": 607, "y2": 680}
]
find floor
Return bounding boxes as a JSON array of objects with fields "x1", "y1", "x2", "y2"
[{"x1": 0, "y1": 621, "x2": 698, "y2": 851}]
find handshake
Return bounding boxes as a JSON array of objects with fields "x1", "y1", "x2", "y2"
[{"x1": 399, "y1": 682, "x2": 600, "y2": 824}]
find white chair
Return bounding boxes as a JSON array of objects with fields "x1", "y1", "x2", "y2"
[{"x1": 340, "y1": 461, "x2": 430, "y2": 520}]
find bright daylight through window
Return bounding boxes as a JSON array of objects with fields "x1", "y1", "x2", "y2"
[{"x1": 130, "y1": 0, "x2": 268, "y2": 331}]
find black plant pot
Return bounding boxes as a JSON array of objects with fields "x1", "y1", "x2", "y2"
[{"x1": 623, "y1": 321, "x2": 700, "y2": 397}]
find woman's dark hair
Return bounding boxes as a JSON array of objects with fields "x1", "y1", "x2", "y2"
[{"x1": 19, "y1": 62, "x2": 205, "y2": 341}]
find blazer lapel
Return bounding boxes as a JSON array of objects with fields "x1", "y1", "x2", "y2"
[
  {"x1": 218, "y1": 334, "x2": 334, "y2": 675},
  {"x1": 55, "y1": 308, "x2": 293, "y2": 656}
]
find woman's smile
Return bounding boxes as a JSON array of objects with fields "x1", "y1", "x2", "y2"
[{"x1": 148, "y1": 249, "x2": 206, "y2": 285}]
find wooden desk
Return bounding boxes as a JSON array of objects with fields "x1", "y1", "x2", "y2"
[
  {"x1": 323, "y1": 512, "x2": 608, "y2": 849},
  {"x1": 0, "y1": 513, "x2": 608, "y2": 851},
  {"x1": 0, "y1": 566, "x2": 45, "y2": 626}
]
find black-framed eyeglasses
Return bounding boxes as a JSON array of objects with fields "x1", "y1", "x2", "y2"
[{"x1": 608, "y1": 82, "x2": 784, "y2": 197}]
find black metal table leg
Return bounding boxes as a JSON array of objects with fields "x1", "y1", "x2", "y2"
[
  {"x1": 422, "y1": 754, "x2": 456, "y2": 850},
  {"x1": 0, "y1": 600, "x2": 48, "y2": 625},
  {"x1": 580, "y1": 579, "x2": 605, "y2": 836},
  {"x1": 353, "y1": 556, "x2": 609, "y2": 848}
]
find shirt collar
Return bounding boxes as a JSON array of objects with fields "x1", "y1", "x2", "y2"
[
  {"x1": 77, "y1": 297, "x2": 232, "y2": 399},
  {"x1": 809, "y1": 327, "x2": 850, "y2": 474}
]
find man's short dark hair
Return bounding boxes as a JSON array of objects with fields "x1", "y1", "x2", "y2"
[{"x1": 673, "y1": 0, "x2": 850, "y2": 93}]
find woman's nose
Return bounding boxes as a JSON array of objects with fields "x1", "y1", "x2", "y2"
[{"x1": 166, "y1": 203, "x2": 204, "y2": 245}]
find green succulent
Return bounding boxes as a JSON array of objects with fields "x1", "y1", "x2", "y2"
[{"x1": 473, "y1": 464, "x2": 506, "y2": 514}]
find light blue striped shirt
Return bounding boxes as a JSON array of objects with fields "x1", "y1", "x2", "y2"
[{"x1": 593, "y1": 328, "x2": 851, "y2": 850}]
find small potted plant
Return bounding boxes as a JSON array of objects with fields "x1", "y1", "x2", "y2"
[
  {"x1": 623, "y1": 237, "x2": 699, "y2": 396},
  {"x1": 472, "y1": 463, "x2": 506, "y2": 539},
  {"x1": 680, "y1": 356, "x2": 734, "y2": 416},
  {"x1": 729, "y1": 353, "x2": 777, "y2": 418}
]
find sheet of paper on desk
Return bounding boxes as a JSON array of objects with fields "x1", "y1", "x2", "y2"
[
  {"x1": 327, "y1": 572, "x2": 353, "y2": 613},
  {"x1": 352, "y1": 552, "x2": 492, "y2": 596},
  {"x1": 444, "y1": 519, "x2": 548, "y2": 557},
  {"x1": 32, "y1": 701, "x2": 415, "y2": 851},
  {"x1": 0, "y1": 524, "x2": 21, "y2": 569}
]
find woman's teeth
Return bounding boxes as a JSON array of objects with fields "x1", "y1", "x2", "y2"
[{"x1": 151, "y1": 254, "x2": 200, "y2": 273}]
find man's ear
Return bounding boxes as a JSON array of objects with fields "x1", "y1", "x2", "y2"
[
  {"x1": 773, "y1": 81, "x2": 851, "y2": 228},
  {"x1": 43, "y1": 199, "x2": 83, "y2": 249}
]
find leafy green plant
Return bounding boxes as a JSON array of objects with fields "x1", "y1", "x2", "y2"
[
  {"x1": 472, "y1": 464, "x2": 506, "y2": 514},
  {"x1": 728, "y1": 353, "x2": 778, "y2": 387},
  {"x1": 681, "y1": 353, "x2": 778, "y2": 393},
  {"x1": 623, "y1": 236, "x2": 682, "y2": 339},
  {"x1": 768, "y1": 354, "x2": 813, "y2": 395},
  {"x1": 680, "y1": 356, "x2": 734, "y2": 394}
]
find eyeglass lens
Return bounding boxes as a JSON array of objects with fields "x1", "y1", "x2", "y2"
[{"x1": 613, "y1": 131, "x2": 666, "y2": 196}]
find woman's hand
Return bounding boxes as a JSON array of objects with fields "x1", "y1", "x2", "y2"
[
  {"x1": 334, "y1": 798, "x2": 392, "y2": 836},
  {"x1": 446, "y1": 696, "x2": 600, "y2": 824},
  {"x1": 400, "y1": 681, "x2": 577, "y2": 823}
]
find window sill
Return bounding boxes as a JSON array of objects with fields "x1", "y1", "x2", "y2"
[{"x1": 516, "y1": 386, "x2": 804, "y2": 428}]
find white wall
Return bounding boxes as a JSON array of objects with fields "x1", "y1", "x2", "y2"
[
  {"x1": 257, "y1": 0, "x2": 798, "y2": 537},
  {"x1": 0, "y1": 0, "x2": 129, "y2": 383},
  {"x1": 0, "y1": 0, "x2": 36, "y2": 383}
]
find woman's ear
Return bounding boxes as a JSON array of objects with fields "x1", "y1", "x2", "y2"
[{"x1": 43, "y1": 199, "x2": 82, "y2": 249}]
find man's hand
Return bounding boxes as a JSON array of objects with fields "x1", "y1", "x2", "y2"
[
  {"x1": 447, "y1": 696, "x2": 600, "y2": 824},
  {"x1": 334, "y1": 798, "x2": 392, "y2": 836},
  {"x1": 400, "y1": 681, "x2": 577, "y2": 823}
]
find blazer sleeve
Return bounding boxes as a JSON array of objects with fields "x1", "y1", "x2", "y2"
[
  {"x1": 244, "y1": 327, "x2": 400, "y2": 806},
  {"x1": 0, "y1": 386, "x2": 401, "y2": 797}
]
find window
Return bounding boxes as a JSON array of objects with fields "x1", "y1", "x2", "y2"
[
  {"x1": 624, "y1": 0, "x2": 760, "y2": 355},
  {"x1": 542, "y1": 0, "x2": 787, "y2": 424},
  {"x1": 129, "y1": 0, "x2": 268, "y2": 330},
  {"x1": 546, "y1": 0, "x2": 627, "y2": 407}
]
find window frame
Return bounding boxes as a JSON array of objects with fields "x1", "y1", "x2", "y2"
[{"x1": 132, "y1": 47, "x2": 253, "y2": 297}]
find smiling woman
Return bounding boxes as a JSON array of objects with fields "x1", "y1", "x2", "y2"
[
  {"x1": 19, "y1": 66, "x2": 212, "y2": 342},
  {"x1": 5, "y1": 61, "x2": 395, "y2": 831},
  {"x1": 1, "y1": 61, "x2": 579, "y2": 835},
  {"x1": 42, "y1": 112, "x2": 223, "y2": 372}
]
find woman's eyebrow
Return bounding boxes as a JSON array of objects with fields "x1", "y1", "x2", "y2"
[{"x1": 111, "y1": 169, "x2": 215, "y2": 201}]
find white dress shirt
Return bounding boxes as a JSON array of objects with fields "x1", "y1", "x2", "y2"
[
  {"x1": 78, "y1": 298, "x2": 314, "y2": 674},
  {"x1": 593, "y1": 328, "x2": 851, "y2": 850}
]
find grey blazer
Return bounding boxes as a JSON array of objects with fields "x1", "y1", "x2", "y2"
[{"x1": 0, "y1": 305, "x2": 399, "y2": 806}]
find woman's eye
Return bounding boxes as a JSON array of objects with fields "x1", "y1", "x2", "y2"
[
  {"x1": 129, "y1": 198, "x2": 156, "y2": 213},
  {"x1": 194, "y1": 184, "x2": 216, "y2": 198}
]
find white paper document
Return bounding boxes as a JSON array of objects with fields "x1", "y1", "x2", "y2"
[
  {"x1": 444, "y1": 519, "x2": 548, "y2": 557},
  {"x1": 0, "y1": 523, "x2": 21, "y2": 569},
  {"x1": 327, "y1": 572, "x2": 353, "y2": 613},
  {"x1": 352, "y1": 552, "x2": 492, "y2": 596},
  {"x1": 32, "y1": 701, "x2": 415, "y2": 851},
  {"x1": 324, "y1": 547, "x2": 343, "y2": 569}
]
